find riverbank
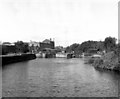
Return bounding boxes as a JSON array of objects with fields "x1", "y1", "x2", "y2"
[
  {"x1": 2, "y1": 53, "x2": 36, "y2": 66},
  {"x1": 85, "y1": 52, "x2": 120, "y2": 72}
]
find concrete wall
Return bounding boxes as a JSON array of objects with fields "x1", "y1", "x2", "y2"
[{"x1": 2, "y1": 53, "x2": 36, "y2": 66}]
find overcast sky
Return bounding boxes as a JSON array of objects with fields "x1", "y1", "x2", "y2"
[{"x1": 0, "y1": 0, "x2": 119, "y2": 47}]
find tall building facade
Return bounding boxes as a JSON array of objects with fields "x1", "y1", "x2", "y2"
[{"x1": 40, "y1": 39, "x2": 55, "y2": 51}]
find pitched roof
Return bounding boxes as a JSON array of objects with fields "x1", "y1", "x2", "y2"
[
  {"x1": 42, "y1": 39, "x2": 51, "y2": 44},
  {"x1": 3, "y1": 42, "x2": 11, "y2": 45}
]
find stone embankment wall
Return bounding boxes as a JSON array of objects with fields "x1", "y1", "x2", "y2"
[{"x1": 2, "y1": 53, "x2": 36, "y2": 66}]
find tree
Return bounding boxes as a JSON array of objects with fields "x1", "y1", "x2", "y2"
[
  {"x1": 114, "y1": 43, "x2": 120, "y2": 58},
  {"x1": 65, "y1": 43, "x2": 79, "y2": 53},
  {"x1": 78, "y1": 41, "x2": 99, "y2": 53},
  {"x1": 118, "y1": 43, "x2": 120, "y2": 59},
  {"x1": 15, "y1": 41, "x2": 29, "y2": 53},
  {"x1": 104, "y1": 37, "x2": 117, "y2": 52},
  {"x1": 65, "y1": 41, "x2": 105, "y2": 54}
]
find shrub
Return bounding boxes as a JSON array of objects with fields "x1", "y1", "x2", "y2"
[{"x1": 93, "y1": 58, "x2": 103, "y2": 67}]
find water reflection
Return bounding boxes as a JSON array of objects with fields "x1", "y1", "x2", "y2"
[{"x1": 2, "y1": 58, "x2": 119, "y2": 97}]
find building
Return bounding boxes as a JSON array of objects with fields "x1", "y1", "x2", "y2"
[
  {"x1": 2, "y1": 42, "x2": 15, "y2": 46},
  {"x1": 2, "y1": 42, "x2": 16, "y2": 55},
  {"x1": 28, "y1": 41, "x2": 40, "y2": 53},
  {"x1": 40, "y1": 39, "x2": 55, "y2": 51},
  {"x1": 39, "y1": 39, "x2": 55, "y2": 58},
  {"x1": 29, "y1": 41, "x2": 40, "y2": 47}
]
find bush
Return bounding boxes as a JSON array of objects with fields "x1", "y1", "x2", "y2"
[{"x1": 93, "y1": 58, "x2": 103, "y2": 67}]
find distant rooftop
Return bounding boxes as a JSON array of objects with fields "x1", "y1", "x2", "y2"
[
  {"x1": 29, "y1": 41, "x2": 40, "y2": 46},
  {"x1": 3, "y1": 42, "x2": 11, "y2": 45},
  {"x1": 2, "y1": 42, "x2": 15, "y2": 45},
  {"x1": 42, "y1": 39, "x2": 52, "y2": 44}
]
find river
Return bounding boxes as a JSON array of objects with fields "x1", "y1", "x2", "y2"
[{"x1": 2, "y1": 58, "x2": 120, "y2": 97}]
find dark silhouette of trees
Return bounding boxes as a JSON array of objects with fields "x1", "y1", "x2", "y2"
[
  {"x1": 65, "y1": 43, "x2": 80, "y2": 53},
  {"x1": 15, "y1": 41, "x2": 29, "y2": 53},
  {"x1": 65, "y1": 37, "x2": 118, "y2": 55},
  {"x1": 118, "y1": 43, "x2": 120, "y2": 59},
  {"x1": 114, "y1": 42, "x2": 120, "y2": 59},
  {"x1": 104, "y1": 37, "x2": 117, "y2": 52},
  {"x1": 79, "y1": 41, "x2": 104, "y2": 53},
  {"x1": 65, "y1": 41, "x2": 104, "y2": 54}
]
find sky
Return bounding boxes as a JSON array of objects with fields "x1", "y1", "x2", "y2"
[{"x1": 0, "y1": 0, "x2": 119, "y2": 47}]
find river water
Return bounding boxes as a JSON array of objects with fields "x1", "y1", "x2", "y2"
[{"x1": 2, "y1": 58, "x2": 120, "y2": 97}]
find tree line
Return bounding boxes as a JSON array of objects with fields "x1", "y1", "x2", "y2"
[{"x1": 65, "y1": 36, "x2": 118, "y2": 55}]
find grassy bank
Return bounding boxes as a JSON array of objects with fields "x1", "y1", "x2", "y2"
[{"x1": 86, "y1": 52, "x2": 120, "y2": 71}]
